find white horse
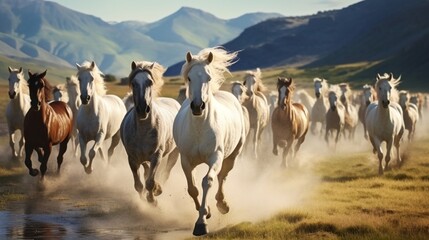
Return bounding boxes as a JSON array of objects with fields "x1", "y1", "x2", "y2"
[
  {"x1": 231, "y1": 81, "x2": 250, "y2": 138},
  {"x1": 294, "y1": 89, "x2": 315, "y2": 119},
  {"x1": 121, "y1": 61, "x2": 180, "y2": 204},
  {"x1": 358, "y1": 84, "x2": 377, "y2": 139},
  {"x1": 176, "y1": 85, "x2": 187, "y2": 104},
  {"x1": 66, "y1": 76, "x2": 81, "y2": 155},
  {"x1": 173, "y1": 47, "x2": 245, "y2": 236},
  {"x1": 242, "y1": 68, "x2": 270, "y2": 159},
  {"x1": 365, "y1": 73, "x2": 404, "y2": 175},
  {"x1": 53, "y1": 84, "x2": 69, "y2": 103},
  {"x1": 122, "y1": 91, "x2": 134, "y2": 111},
  {"x1": 76, "y1": 61, "x2": 127, "y2": 174},
  {"x1": 325, "y1": 85, "x2": 345, "y2": 149},
  {"x1": 399, "y1": 90, "x2": 419, "y2": 141},
  {"x1": 6, "y1": 66, "x2": 31, "y2": 159},
  {"x1": 311, "y1": 78, "x2": 330, "y2": 135},
  {"x1": 339, "y1": 83, "x2": 359, "y2": 140}
]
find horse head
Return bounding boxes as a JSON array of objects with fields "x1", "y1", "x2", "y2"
[
  {"x1": 362, "y1": 84, "x2": 374, "y2": 106},
  {"x1": 185, "y1": 51, "x2": 213, "y2": 116},
  {"x1": 231, "y1": 81, "x2": 247, "y2": 104},
  {"x1": 328, "y1": 85, "x2": 341, "y2": 111},
  {"x1": 313, "y1": 78, "x2": 326, "y2": 99},
  {"x1": 8, "y1": 66, "x2": 24, "y2": 99},
  {"x1": 339, "y1": 83, "x2": 350, "y2": 105},
  {"x1": 243, "y1": 68, "x2": 264, "y2": 97},
  {"x1": 277, "y1": 77, "x2": 294, "y2": 110},
  {"x1": 129, "y1": 61, "x2": 164, "y2": 120},
  {"x1": 375, "y1": 73, "x2": 400, "y2": 108},
  {"x1": 27, "y1": 70, "x2": 48, "y2": 111},
  {"x1": 399, "y1": 90, "x2": 409, "y2": 108},
  {"x1": 76, "y1": 61, "x2": 106, "y2": 105}
]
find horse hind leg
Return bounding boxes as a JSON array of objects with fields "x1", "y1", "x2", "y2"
[
  {"x1": 18, "y1": 133, "x2": 25, "y2": 158},
  {"x1": 56, "y1": 138, "x2": 70, "y2": 175},
  {"x1": 160, "y1": 148, "x2": 180, "y2": 184},
  {"x1": 281, "y1": 140, "x2": 292, "y2": 168},
  {"x1": 107, "y1": 131, "x2": 121, "y2": 164},
  {"x1": 24, "y1": 143, "x2": 38, "y2": 176},
  {"x1": 40, "y1": 146, "x2": 52, "y2": 181}
]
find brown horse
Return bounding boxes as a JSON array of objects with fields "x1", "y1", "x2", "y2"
[
  {"x1": 271, "y1": 77, "x2": 309, "y2": 168},
  {"x1": 24, "y1": 70, "x2": 73, "y2": 181}
]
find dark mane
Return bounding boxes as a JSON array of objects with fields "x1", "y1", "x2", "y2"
[{"x1": 28, "y1": 72, "x2": 54, "y2": 102}]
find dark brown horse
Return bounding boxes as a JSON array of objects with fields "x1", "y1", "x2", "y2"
[
  {"x1": 271, "y1": 77, "x2": 309, "y2": 168},
  {"x1": 24, "y1": 70, "x2": 73, "y2": 181}
]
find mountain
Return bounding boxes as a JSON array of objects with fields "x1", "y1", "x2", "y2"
[
  {"x1": 0, "y1": 0, "x2": 283, "y2": 76},
  {"x1": 165, "y1": 0, "x2": 429, "y2": 90}
]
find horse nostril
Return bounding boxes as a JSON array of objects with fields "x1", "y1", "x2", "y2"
[
  {"x1": 145, "y1": 105, "x2": 151, "y2": 113},
  {"x1": 387, "y1": 100, "x2": 390, "y2": 105},
  {"x1": 201, "y1": 102, "x2": 205, "y2": 110},
  {"x1": 86, "y1": 96, "x2": 90, "y2": 101}
]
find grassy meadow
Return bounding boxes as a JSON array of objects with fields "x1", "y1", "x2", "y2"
[{"x1": 0, "y1": 61, "x2": 428, "y2": 239}]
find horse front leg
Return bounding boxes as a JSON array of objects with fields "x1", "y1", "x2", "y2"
[
  {"x1": 281, "y1": 140, "x2": 292, "y2": 168},
  {"x1": 372, "y1": 138, "x2": 384, "y2": 175},
  {"x1": 384, "y1": 139, "x2": 393, "y2": 171},
  {"x1": 253, "y1": 124, "x2": 260, "y2": 159},
  {"x1": 9, "y1": 131, "x2": 17, "y2": 158},
  {"x1": 79, "y1": 134, "x2": 89, "y2": 172},
  {"x1": 146, "y1": 151, "x2": 162, "y2": 204},
  {"x1": 87, "y1": 132, "x2": 106, "y2": 174},
  {"x1": 128, "y1": 156, "x2": 144, "y2": 199},
  {"x1": 24, "y1": 143, "x2": 38, "y2": 176},
  {"x1": 181, "y1": 156, "x2": 200, "y2": 212},
  {"x1": 193, "y1": 151, "x2": 223, "y2": 236},
  {"x1": 395, "y1": 128, "x2": 404, "y2": 164},
  {"x1": 18, "y1": 133, "x2": 25, "y2": 158},
  {"x1": 216, "y1": 139, "x2": 242, "y2": 215}
]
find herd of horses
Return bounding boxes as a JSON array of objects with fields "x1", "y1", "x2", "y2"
[{"x1": 5, "y1": 47, "x2": 427, "y2": 236}]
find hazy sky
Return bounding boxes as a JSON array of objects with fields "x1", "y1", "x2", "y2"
[{"x1": 48, "y1": 0, "x2": 363, "y2": 23}]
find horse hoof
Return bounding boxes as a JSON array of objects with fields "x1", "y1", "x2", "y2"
[
  {"x1": 216, "y1": 201, "x2": 230, "y2": 214},
  {"x1": 153, "y1": 185, "x2": 163, "y2": 196},
  {"x1": 193, "y1": 222, "x2": 209, "y2": 236},
  {"x1": 29, "y1": 169, "x2": 39, "y2": 177},
  {"x1": 84, "y1": 167, "x2": 92, "y2": 174},
  {"x1": 206, "y1": 206, "x2": 212, "y2": 219}
]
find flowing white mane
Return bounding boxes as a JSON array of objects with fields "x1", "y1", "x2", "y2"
[
  {"x1": 181, "y1": 47, "x2": 238, "y2": 91},
  {"x1": 375, "y1": 73, "x2": 401, "y2": 102},
  {"x1": 76, "y1": 61, "x2": 106, "y2": 96}
]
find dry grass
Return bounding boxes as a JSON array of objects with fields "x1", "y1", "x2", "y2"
[{"x1": 197, "y1": 139, "x2": 429, "y2": 240}]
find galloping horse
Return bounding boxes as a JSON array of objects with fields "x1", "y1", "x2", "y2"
[
  {"x1": 325, "y1": 85, "x2": 345, "y2": 149},
  {"x1": 24, "y1": 70, "x2": 73, "y2": 180},
  {"x1": 365, "y1": 73, "x2": 404, "y2": 175},
  {"x1": 76, "y1": 61, "x2": 127, "y2": 174},
  {"x1": 399, "y1": 90, "x2": 419, "y2": 141},
  {"x1": 65, "y1": 76, "x2": 81, "y2": 155},
  {"x1": 358, "y1": 84, "x2": 377, "y2": 139},
  {"x1": 231, "y1": 81, "x2": 250, "y2": 138},
  {"x1": 173, "y1": 47, "x2": 245, "y2": 236},
  {"x1": 242, "y1": 68, "x2": 269, "y2": 159},
  {"x1": 339, "y1": 83, "x2": 358, "y2": 140},
  {"x1": 311, "y1": 78, "x2": 330, "y2": 135},
  {"x1": 121, "y1": 61, "x2": 180, "y2": 204},
  {"x1": 271, "y1": 77, "x2": 309, "y2": 168},
  {"x1": 6, "y1": 66, "x2": 31, "y2": 159}
]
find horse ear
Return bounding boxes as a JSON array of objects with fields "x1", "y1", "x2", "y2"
[
  {"x1": 40, "y1": 70, "x2": 47, "y2": 79},
  {"x1": 289, "y1": 78, "x2": 293, "y2": 84},
  {"x1": 389, "y1": 72, "x2": 393, "y2": 80},
  {"x1": 76, "y1": 63, "x2": 81, "y2": 70},
  {"x1": 186, "y1": 52, "x2": 193, "y2": 63},
  {"x1": 8, "y1": 66, "x2": 12, "y2": 73},
  {"x1": 131, "y1": 61, "x2": 137, "y2": 70},
  {"x1": 19, "y1": 67, "x2": 23, "y2": 73},
  {"x1": 28, "y1": 70, "x2": 33, "y2": 78},
  {"x1": 277, "y1": 77, "x2": 282, "y2": 82},
  {"x1": 90, "y1": 61, "x2": 96, "y2": 70},
  {"x1": 149, "y1": 62, "x2": 155, "y2": 69},
  {"x1": 207, "y1": 52, "x2": 213, "y2": 64},
  {"x1": 397, "y1": 75, "x2": 401, "y2": 81}
]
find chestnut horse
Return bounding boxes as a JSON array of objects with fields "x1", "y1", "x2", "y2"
[
  {"x1": 271, "y1": 77, "x2": 309, "y2": 168},
  {"x1": 24, "y1": 70, "x2": 73, "y2": 181}
]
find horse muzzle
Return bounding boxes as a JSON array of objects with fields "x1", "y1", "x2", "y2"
[
  {"x1": 190, "y1": 100, "x2": 205, "y2": 116},
  {"x1": 8, "y1": 91, "x2": 16, "y2": 99},
  {"x1": 30, "y1": 101, "x2": 40, "y2": 111},
  {"x1": 330, "y1": 106, "x2": 337, "y2": 111},
  {"x1": 315, "y1": 92, "x2": 321, "y2": 99},
  {"x1": 80, "y1": 95, "x2": 91, "y2": 105},
  {"x1": 382, "y1": 100, "x2": 390, "y2": 108},
  {"x1": 136, "y1": 105, "x2": 150, "y2": 120},
  {"x1": 365, "y1": 100, "x2": 371, "y2": 106}
]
